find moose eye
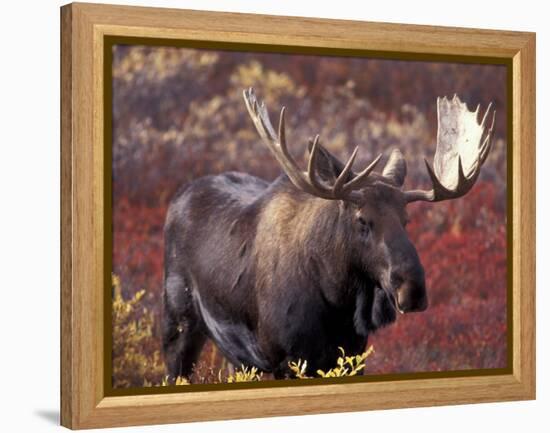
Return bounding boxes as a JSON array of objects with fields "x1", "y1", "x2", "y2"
[{"x1": 358, "y1": 217, "x2": 371, "y2": 237}]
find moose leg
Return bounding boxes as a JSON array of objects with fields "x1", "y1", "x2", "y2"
[
  {"x1": 162, "y1": 273, "x2": 206, "y2": 381},
  {"x1": 272, "y1": 357, "x2": 295, "y2": 380}
]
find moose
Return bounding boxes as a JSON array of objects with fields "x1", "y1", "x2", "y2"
[{"x1": 162, "y1": 88, "x2": 495, "y2": 380}]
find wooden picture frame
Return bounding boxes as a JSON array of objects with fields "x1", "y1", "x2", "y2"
[{"x1": 60, "y1": 2, "x2": 536, "y2": 429}]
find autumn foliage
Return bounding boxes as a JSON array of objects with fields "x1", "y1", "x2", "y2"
[{"x1": 111, "y1": 45, "x2": 508, "y2": 387}]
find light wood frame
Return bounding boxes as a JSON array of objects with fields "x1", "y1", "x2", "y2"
[{"x1": 60, "y1": 2, "x2": 536, "y2": 429}]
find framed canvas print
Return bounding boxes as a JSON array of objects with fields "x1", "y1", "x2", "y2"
[{"x1": 60, "y1": 2, "x2": 536, "y2": 429}]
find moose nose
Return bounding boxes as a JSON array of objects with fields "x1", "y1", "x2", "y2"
[{"x1": 396, "y1": 280, "x2": 428, "y2": 313}]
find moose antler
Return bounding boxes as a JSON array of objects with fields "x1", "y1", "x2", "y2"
[
  {"x1": 405, "y1": 95, "x2": 496, "y2": 203},
  {"x1": 243, "y1": 88, "x2": 382, "y2": 202}
]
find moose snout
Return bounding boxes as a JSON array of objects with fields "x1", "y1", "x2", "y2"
[{"x1": 396, "y1": 280, "x2": 428, "y2": 313}]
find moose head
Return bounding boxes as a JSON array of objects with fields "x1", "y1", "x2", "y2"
[{"x1": 243, "y1": 88, "x2": 495, "y2": 316}]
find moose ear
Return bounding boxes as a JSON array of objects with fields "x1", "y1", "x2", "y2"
[
  {"x1": 307, "y1": 138, "x2": 350, "y2": 183},
  {"x1": 382, "y1": 149, "x2": 407, "y2": 187}
]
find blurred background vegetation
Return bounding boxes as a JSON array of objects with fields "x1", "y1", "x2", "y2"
[{"x1": 112, "y1": 44, "x2": 508, "y2": 388}]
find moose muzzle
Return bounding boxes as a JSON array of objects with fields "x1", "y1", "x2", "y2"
[{"x1": 396, "y1": 280, "x2": 428, "y2": 313}]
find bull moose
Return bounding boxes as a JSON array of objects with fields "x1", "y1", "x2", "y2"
[{"x1": 162, "y1": 88, "x2": 495, "y2": 380}]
